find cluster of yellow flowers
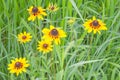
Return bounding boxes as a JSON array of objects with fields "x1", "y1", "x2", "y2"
[
  {"x1": 27, "y1": 3, "x2": 59, "y2": 21},
  {"x1": 8, "y1": 3, "x2": 66, "y2": 76},
  {"x1": 8, "y1": 3, "x2": 108, "y2": 76},
  {"x1": 38, "y1": 25, "x2": 66, "y2": 53}
]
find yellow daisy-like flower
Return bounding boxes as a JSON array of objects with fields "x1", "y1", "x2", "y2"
[
  {"x1": 37, "y1": 40, "x2": 53, "y2": 53},
  {"x1": 27, "y1": 6, "x2": 47, "y2": 21},
  {"x1": 17, "y1": 32, "x2": 32, "y2": 43},
  {"x1": 47, "y1": 3, "x2": 59, "y2": 12},
  {"x1": 83, "y1": 16, "x2": 107, "y2": 34},
  {"x1": 8, "y1": 58, "x2": 29, "y2": 76},
  {"x1": 67, "y1": 18, "x2": 76, "y2": 25},
  {"x1": 42, "y1": 25, "x2": 66, "y2": 45}
]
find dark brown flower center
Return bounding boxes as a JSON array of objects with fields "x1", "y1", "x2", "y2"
[
  {"x1": 92, "y1": 20, "x2": 99, "y2": 27},
  {"x1": 22, "y1": 36, "x2": 27, "y2": 39},
  {"x1": 15, "y1": 62, "x2": 23, "y2": 69},
  {"x1": 32, "y1": 7, "x2": 38, "y2": 13},
  {"x1": 51, "y1": 6, "x2": 55, "y2": 10},
  {"x1": 50, "y1": 29, "x2": 58, "y2": 36},
  {"x1": 43, "y1": 44, "x2": 48, "y2": 49}
]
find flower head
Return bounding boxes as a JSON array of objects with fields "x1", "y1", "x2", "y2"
[
  {"x1": 42, "y1": 25, "x2": 66, "y2": 45},
  {"x1": 27, "y1": 6, "x2": 47, "y2": 21},
  {"x1": 83, "y1": 16, "x2": 107, "y2": 34},
  {"x1": 37, "y1": 40, "x2": 53, "y2": 53},
  {"x1": 67, "y1": 18, "x2": 76, "y2": 25},
  {"x1": 47, "y1": 3, "x2": 59, "y2": 12},
  {"x1": 8, "y1": 58, "x2": 29, "y2": 76},
  {"x1": 17, "y1": 32, "x2": 32, "y2": 43}
]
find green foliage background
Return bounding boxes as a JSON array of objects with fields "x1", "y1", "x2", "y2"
[{"x1": 0, "y1": 0, "x2": 120, "y2": 80}]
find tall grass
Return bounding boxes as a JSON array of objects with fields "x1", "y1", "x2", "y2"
[{"x1": 0, "y1": 0, "x2": 120, "y2": 80}]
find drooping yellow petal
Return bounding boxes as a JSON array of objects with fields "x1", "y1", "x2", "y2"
[
  {"x1": 28, "y1": 15, "x2": 36, "y2": 21},
  {"x1": 88, "y1": 28, "x2": 92, "y2": 33}
]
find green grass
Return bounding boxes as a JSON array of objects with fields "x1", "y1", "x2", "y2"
[{"x1": 0, "y1": 0, "x2": 120, "y2": 80}]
